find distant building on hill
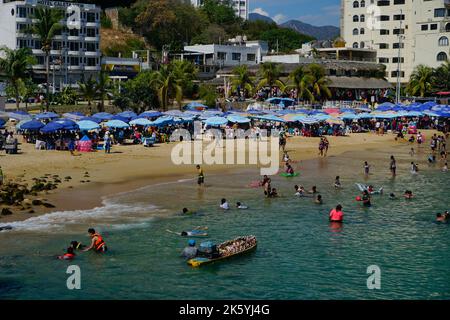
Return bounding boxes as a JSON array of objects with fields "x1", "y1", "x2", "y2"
[
  {"x1": 190, "y1": 0, "x2": 249, "y2": 20},
  {"x1": 0, "y1": 0, "x2": 101, "y2": 90}
]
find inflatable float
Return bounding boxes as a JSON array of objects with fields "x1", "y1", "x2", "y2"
[{"x1": 355, "y1": 183, "x2": 383, "y2": 194}]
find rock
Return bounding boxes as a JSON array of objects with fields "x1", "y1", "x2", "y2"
[
  {"x1": 0, "y1": 226, "x2": 13, "y2": 231},
  {"x1": 64, "y1": 176, "x2": 72, "y2": 180},
  {"x1": 42, "y1": 202, "x2": 56, "y2": 208},
  {"x1": 32, "y1": 199, "x2": 43, "y2": 206},
  {"x1": 28, "y1": 210, "x2": 35, "y2": 214},
  {"x1": 1, "y1": 208, "x2": 13, "y2": 215},
  {"x1": 23, "y1": 198, "x2": 33, "y2": 206}
]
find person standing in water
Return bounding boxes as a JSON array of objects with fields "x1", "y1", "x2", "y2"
[
  {"x1": 334, "y1": 176, "x2": 342, "y2": 189},
  {"x1": 364, "y1": 161, "x2": 370, "y2": 176},
  {"x1": 83, "y1": 228, "x2": 107, "y2": 253},
  {"x1": 390, "y1": 155, "x2": 397, "y2": 177},
  {"x1": 0, "y1": 165, "x2": 4, "y2": 186},
  {"x1": 196, "y1": 165, "x2": 204, "y2": 186},
  {"x1": 329, "y1": 204, "x2": 344, "y2": 222}
]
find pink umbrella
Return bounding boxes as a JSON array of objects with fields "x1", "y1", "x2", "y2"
[{"x1": 323, "y1": 108, "x2": 340, "y2": 114}]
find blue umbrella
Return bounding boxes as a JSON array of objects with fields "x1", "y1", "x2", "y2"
[
  {"x1": 41, "y1": 122, "x2": 64, "y2": 133},
  {"x1": 21, "y1": 119, "x2": 44, "y2": 130},
  {"x1": 104, "y1": 120, "x2": 130, "y2": 129},
  {"x1": 80, "y1": 116, "x2": 102, "y2": 123},
  {"x1": 129, "y1": 118, "x2": 153, "y2": 126},
  {"x1": 251, "y1": 114, "x2": 285, "y2": 122},
  {"x1": 92, "y1": 112, "x2": 114, "y2": 121},
  {"x1": 405, "y1": 111, "x2": 423, "y2": 117},
  {"x1": 204, "y1": 116, "x2": 228, "y2": 126},
  {"x1": 184, "y1": 102, "x2": 208, "y2": 110},
  {"x1": 35, "y1": 112, "x2": 59, "y2": 120},
  {"x1": 340, "y1": 113, "x2": 358, "y2": 120},
  {"x1": 150, "y1": 116, "x2": 174, "y2": 127},
  {"x1": 117, "y1": 111, "x2": 137, "y2": 119},
  {"x1": 112, "y1": 115, "x2": 129, "y2": 123},
  {"x1": 0, "y1": 118, "x2": 5, "y2": 128},
  {"x1": 227, "y1": 115, "x2": 251, "y2": 123},
  {"x1": 139, "y1": 110, "x2": 163, "y2": 118},
  {"x1": 163, "y1": 110, "x2": 185, "y2": 117},
  {"x1": 53, "y1": 118, "x2": 79, "y2": 130},
  {"x1": 63, "y1": 112, "x2": 85, "y2": 121},
  {"x1": 11, "y1": 110, "x2": 29, "y2": 115},
  {"x1": 356, "y1": 113, "x2": 374, "y2": 119},
  {"x1": 77, "y1": 120, "x2": 100, "y2": 131}
]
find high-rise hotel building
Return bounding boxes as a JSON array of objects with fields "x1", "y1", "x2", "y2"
[
  {"x1": 341, "y1": 0, "x2": 450, "y2": 84},
  {"x1": 0, "y1": 0, "x2": 101, "y2": 88}
]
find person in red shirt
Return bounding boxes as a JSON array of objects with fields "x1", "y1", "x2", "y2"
[{"x1": 329, "y1": 204, "x2": 344, "y2": 222}]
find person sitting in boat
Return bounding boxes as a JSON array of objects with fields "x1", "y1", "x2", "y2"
[
  {"x1": 181, "y1": 239, "x2": 198, "y2": 259},
  {"x1": 58, "y1": 247, "x2": 75, "y2": 260},
  {"x1": 236, "y1": 202, "x2": 248, "y2": 209},
  {"x1": 404, "y1": 190, "x2": 414, "y2": 199},
  {"x1": 314, "y1": 194, "x2": 323, "y2": 205},
  {"x1": 285, "y1": 164, "x2": 294, "y2": 175},
  {"x1": 220, "y1": 198, "x2": 230, "y2": 210}
]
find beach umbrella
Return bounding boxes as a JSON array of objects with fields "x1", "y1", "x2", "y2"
[
  {"x1": 184, "y1": 102, "x2": 208, "y2": 111},
  {"x1": 326, "y1": 117, "x2": 345, "y2": 125},
  {"x1": 323, "y1": 108, "x2": 340, "y2": 114},
  {"x1": 251, "y1": 114, "x2": 285, "y2": 122},
  {"x1": 20, "y1": 119, "x2": 44, "y2": 130},
  {"x1": 129, "y1": 118, "x2": 153, "y2": 126},
  {"x1": 227, "y1": 115, "x2": 251, "y2": 123},
  {"x1": 53, "y1": 118, "x2": 79, "y2": 130},
  {"x1": 77, "y1": 120, "x2": 101, "y2": 131},
  {"x1": 422, "y1": 110, "x2": 440, "y2": 117},
  {"x1": 92, "y1": 112, "x2": 114, "y2": 121},
  {"x1": 80, "y1": 116, "x2": 102, "y2": 123},
  {"x1": 111, "y1": 115, "x2": 129, "y2": 123},
  {"x1": 40, "y1": 122, "x2": 64, "y2": 133},
  {"x1": 405, "y1": 111, "x2": 423, "y2": 117},
  {"x1": 117, "y1": 111, "x2": 137, "y2": 120},
  {"x1": 202, "y1": 110, "x2": 224, "y2": 117},
  {"x1": 340, "y1": 113, "x2": 358, "y2": 120},
  {"x1": 356, "y1": 113, "x2": 374, "y2": 119},
  {"x1": 8, "y1": 111, "x2": 31, "y2": 121},
  {"x1": 0, "y1": 118, "x2": 5, "y2": 128},
  {"x1": 163, "y1": 110, "x2": 185, "y2": 117},
  {"x1": 150, "y1": 116, "x2": 174, "y2": 127},
  {"x1": 314, "y1": 113, "x2": 331, "y2": 121},
  {"x1": 139, "y1": 110, "x2": 163, "y2": 118},
  {"x1": 63, "y1": 112, "x2": 84, "y2": 121},
  {"x1": 204, "y1": 116, "x2": 228, "y2": 126},
  {"x1": 104, "y1": 119, "x2": 130, "y2": 129},
  {"x1": 35, "y1": 111, "x2": 59, "y2": 120}
]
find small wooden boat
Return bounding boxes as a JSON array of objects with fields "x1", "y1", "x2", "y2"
[{"x1": 187, "y1": 236, "x2": 257, "y2": 267}]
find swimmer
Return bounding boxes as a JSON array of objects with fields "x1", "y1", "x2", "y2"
[
  {"x1": 443, "y1": 162, "x2": 448, "y2": 172},
  {"x1": 314, "y1": 194, "x2": 323, "y2": 204},
  {"x1": 329, "y1": 204, "x2": 344, "y2": 222},
  {"x1": 182, "y1": 207, "x2": 195, "y2": 215},
  {"x1": 308, "y1": 186, "x2": 318, "y2": 194},
  {"x1": 410, "y1": 162, "x2": 419, "y2": 174},
  {"x1": 269, "y1": 188, "x2": 278, "y2": 198},
  {"x1": 70, "y1": 241, "x2": 86, "y2": 250},
  {"x1": 294, "y1": 185, "x2": 305, "y2": 197},
  {"x1": 367, "y1": 185, "x2": 374, "y2": 194},
  {"x1": 389, "y1": 193, "x2": 396, "y2": 200},
  {"x1": 436, "y1": 213, "x2": 446, "y2": 222},
  {"x1": 283, "y1": 151, "x2": 290, "y2": 163},
  {"x1": 362, "y1": 190, "x2": 371, "y2": 207},
  {"x1": 410, "y1": 147, "x2": 415, "y2": 156},
  {"x1": 428, "y1": 154, "x2": 436, "y2": 163},
  {"x1": 404, "y1": 190, "x2": 414, "y2": 199},
  {"x1": 236, "y1": 202, "x2": 248, "y2": 209},
  {"x1": 58, "y1": 247, "x2": 75, "y2": 260},
  {"x1": 334, "y1": 176, "x2": 342, "y2": 189},
  {"x1": 83, "y1": 228, "x2": 107, "y2": 253},
  {"x1": 220, "y1": 198, "x2": 230, "y2": 210}
]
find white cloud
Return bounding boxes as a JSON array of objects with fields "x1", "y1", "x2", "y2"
[
  {"x1": 251, "y1": 7, "x2": 270, "y2": 17},
  {"x1": 273, "y1": 14, "x2": 288, "y2": 24}
]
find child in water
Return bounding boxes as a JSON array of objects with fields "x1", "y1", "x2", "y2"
[
  {"x1": 334, "y1": 176, "x2": 342, "y2": 189},
  {"x1": 315, "y1": 194, "x2": 323, "y2": 204},
  {"x1": 410, "y1": 147, "x2": 415, "y2": 156},
  {"x1": 58, "y1": 247, "x2": 75, "y2": 260},
  {"x1": 443, "y1": 162, "x2": 448, "y2": 172},
  {"x1": 389, "y1": 193, "x2": 396, "y2": 200},
  {"x1": 220, "y1": 199, "x2": 230, "y2": 210},
  {"x1": 236, "y1": 202, "x2": 248, "y2": 209},
  {"x1": 404, "y1": 190, "x2": 414, "y2": 199},
  {"x1": 294, "y1": 185, "x2": 305, "y2": 197}
]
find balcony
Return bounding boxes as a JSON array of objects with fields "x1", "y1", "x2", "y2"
[
  {"x1": 68, "y1": 50, "x2": 82, "y2": 56},
  {"x1": 84, "y1": 36, "x2": 100, "y2": 42},
  {"x1": 85, "y1": 21, "x2": 100, "y2": 28},
  {"x1": 84, "y1": 65, "x2": 101, "y2": 71},
  {"x1": 67, "y1": 35, "x2": 81, "y2": 41},
  {"x1": 68, "y1": 65, "x2": 81, "y2": 71},
  {"x1": 84, "y1": 50, "x2": 101, "y2": 57}
]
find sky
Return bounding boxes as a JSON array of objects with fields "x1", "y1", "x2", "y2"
[{"x1": 249, "y1": 0, "x2": 341, "y2": 27}]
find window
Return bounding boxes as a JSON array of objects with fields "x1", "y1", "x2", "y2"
[
  {"x1": 17, "y1": 39, "x2": 27, "y2": 48},
  {"x1": 36, "y1": 56, "x2": 44, "y2": 65},
  {"x1": 360, "y1": 41, "x2": 365, "y2": 48},
  {"x1": 435, "y1": 8, "x2": 446, "y2": 18},
  {"x1": 393, "y1": 14, "x2": 405, "y2": 20},
  {"x1": 70, "y1": 57, "x2": 79, "y2": 66},
  {"x1": 353, "y1": 15, "x2": 359, "y2": 22},
  {"x1": 380, "y1": 29, "x2": 390, "y2": 35},
  {"x1": 377, "y1": 0, "x2": 390, "y2": 5},
  {"x1": 52, "y1": 41, "x2": 62, "y2": 50},
  {"x1": 431, "y1": 24, "x2": 438, "y2": 30},
  {"x1": 391, "y1": 71, "x2": 405, "y2": 77},
  {"x1": 378, "y1": 15, "x2": 390, "y2": 21},
  {"x1": 439, "y1": 36, "x2": 449, "y2": 46},
  {"x1": 392, "y1": 57, "x2": 404, "y2": 63},
  {"x1": 421, "y1": 24, "x2": 428, "y2": 31},
  {"x1": 379, "y1": 43, "x2": 389, "y2": 49},
  {"x1": 353, "y1": 1, "x2": 359, "y2": 8},
  {"x1": 217, "y1": 52, "x2": 226, "y2": 60},
  {"x1": 17, "y1": 7, "x2": 27, "y2": 18},
  {"x1": 437, "y1": 52, "x2": 448, "y2": 61},
  {"x1": 87, "y1": 57, "x2": 97, "y2": 66},
  {"x1": 446, "y1": 23, "x2": 450, "y2": 32},
  {"x1": 353, "y1": 28, "x2": 359, "y2": 35},
  {"x1": 87, "y1": 12, "x2": 96, "y2": 22},
  {"x1": 34, "y1": 40, "x2": 41, "y2": 50},
  {"x1": 232, "y1": 52, "x2": 241, "y2": 61},
  {"x1": 353, "y1": 42, "x2": 359, "y2": 48},
  {"x1": 86, "y1": 42, "x2": 97, "y2": 52},
  {"x1": 378, "y1": 57, "x2": 389, "y2": 63},
  {"x1": 69, "y1": 42, "x2": 79, "y2": 51},
  {"x1": 360, "y1": 14, "x2": 365, "y2": 22},
  {"x1": 86, "y1": 28, "x2": 96, "y2": 37},
  {"x1": 393, "y1": 42, "x2": 404, "y2": 49},
  {"x1": 393, "y1": 28, "x2": 405, "y2": 35},
  {"x1": 247, "y1": 53, "x2": 256, "y2": 62},
  {"x1": 394, "y1": 0, "x2": 405, "y2": 4},
  {"x1": 361, "y1": 0, "x2": 365, "y2": 7},
  {"x1": 69, "y1": 28, "x2": 79, "y2": 36},
  {"x1": 360, "y1": 28, "x2": 365, "y2": 35}
]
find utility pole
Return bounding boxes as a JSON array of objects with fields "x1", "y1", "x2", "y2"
[{"x1": 396, "y1": 9, "x2": 403, "y2": 104}]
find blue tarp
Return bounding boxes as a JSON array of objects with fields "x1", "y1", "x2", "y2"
[{"x1": 53, "y1": 118, "x2": 79, "y2": 130}]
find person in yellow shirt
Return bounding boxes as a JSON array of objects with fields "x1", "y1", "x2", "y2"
[{"x1": 196, "y1": 165, "x2": 204, "y2": 186}]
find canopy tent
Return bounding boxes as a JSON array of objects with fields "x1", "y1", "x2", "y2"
[
  {"x1": 339, "y1": 113, "x2": 358, "y2": 120},
  {"x1": 34, "y1": 112, "x2": 59, "y2": 120},
  {"x1": 163, "y1": 110, "x2": 185, "y2": 117},
  {"x1": 104, "y1": 120, "x2": 130, "y2": 129},
  {"x1": 20, "y1": 119, "x2": 44, "y2": 131},
  {"x1": 92, "y1": 112, "x2": 114, "y2": 121},
  {"x1": 77, "y1": 135, "x2": 92, "y2": 152},
  {"x1": 77, "y1": 120, "x2": 100, "y2": 131},
  {"x1": 204, "y1": 116, "x2": 228, "y2": 126},
  {"x1": 139, "y1": 110, "x2": 163, "y2": 118},
  {"x1": 355, "y1": 113, "x2": 374, "y2": 119},
  {"x1": 405, "y1": 111, "x2": 424, "y2": 117},
  {"x1": 313, "y1": 113, "x2": 331, "y2": 121},
  {"x1": 129, "y1": 118, "x2": 153, "y2": 126},
  {"x1": 326, "y1": 117, "x2": 344, "y2": 125},
  {"x1": 40, "y1": 122, "x2": 64, "y2": 133},
  {"x1": 8, "y1": 111, "x2": 32, "y2": 121},
  {"x1": 291, "y1": 115, "x2": 319, "y2": 124},
  {"x1": 227, "y1": 115, "x2": 251, "y2": 123}
]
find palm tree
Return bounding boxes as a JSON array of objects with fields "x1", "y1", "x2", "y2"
[
  {"x1": 0, "y1": 47, "x2": 35, "y2": 110},
  {"x1": 432, "y1": 60, "x2": 450, "y2": 92},
  {"x1": 288, "y1": 65, "x2": 314, "y2": 103},
  {"x1": 231, "y1": 65, "x2": 254, "y2": 98},
  {"x1": 29, "y1": 7, "x2": 63, "y2": 110},
  {"x1": 257, "y1": 62, "x2": 285, "y2": 95},
  {"x1": 78, "y1": 76, "x2": 98, "y2": 106},
  {"x1": 407, "y1": 64, "x2": 434, "y2": 97},
  {"x1": 96, "y1": 69, "x2": 110, "y2": 112},
  {"x1": 151, "y1": 65, "x2": 183, "y2": 111},
  {"x1": 307, "y1": 63, "x2": 331, "y2": 102}
]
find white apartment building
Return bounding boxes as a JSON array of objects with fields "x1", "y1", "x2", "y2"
[
  {"x1": 341, "y1": 0, "x2": 450, "y2": 84},
  {"x1": 0, "y1": 0, "x2": 101, "y2": 89},
  {"x1": 190, "y1": 0, "x2": 249, "y2": 20}
]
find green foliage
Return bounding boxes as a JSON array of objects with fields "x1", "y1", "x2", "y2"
[
  {"x1": 231, "y1": 65, "x2": 254, "y2": 98},
  {"x1": 199, "y1": 85, "x2": 218, "y2": 108},
  {"x1": 103, "y1": 37, "x2": 147, "y2": 58},
  {"x1": 200, "y1": 0, "x2": 238, "y2": 26},
  {"x1": 257, "y1": 62, "x2": 285, "y2": 91},
  {"x1": 101, "y1": 12, "x2": 113, "y2": 29},
  {"x1": 118, "y1": 70, "x2": 160, "y2": 113},
  {"x1": 78, "y1": 76, "x2": 98, "y2": 106},
  {"x1": 406, "y1": 65, "x2": 434, "y2": 97},
  {"x1": 241, "y1": 20, "x2": 278, "y2": 41},
  {"x1": 260, "y1": 28, "x2": 314, "y2": 53}
]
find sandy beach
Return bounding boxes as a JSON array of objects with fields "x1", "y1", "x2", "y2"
[{"x1": 0, "y1": 130, "x2": 424, "y2": 223}]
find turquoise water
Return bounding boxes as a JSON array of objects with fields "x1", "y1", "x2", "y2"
[{"x1": 1, "y1": 142, "x2": 450, "y2": 299}]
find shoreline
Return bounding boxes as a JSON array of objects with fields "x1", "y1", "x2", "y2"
[{"x1": 0, "y1": 131, "x2": 436, "y2": 224}]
